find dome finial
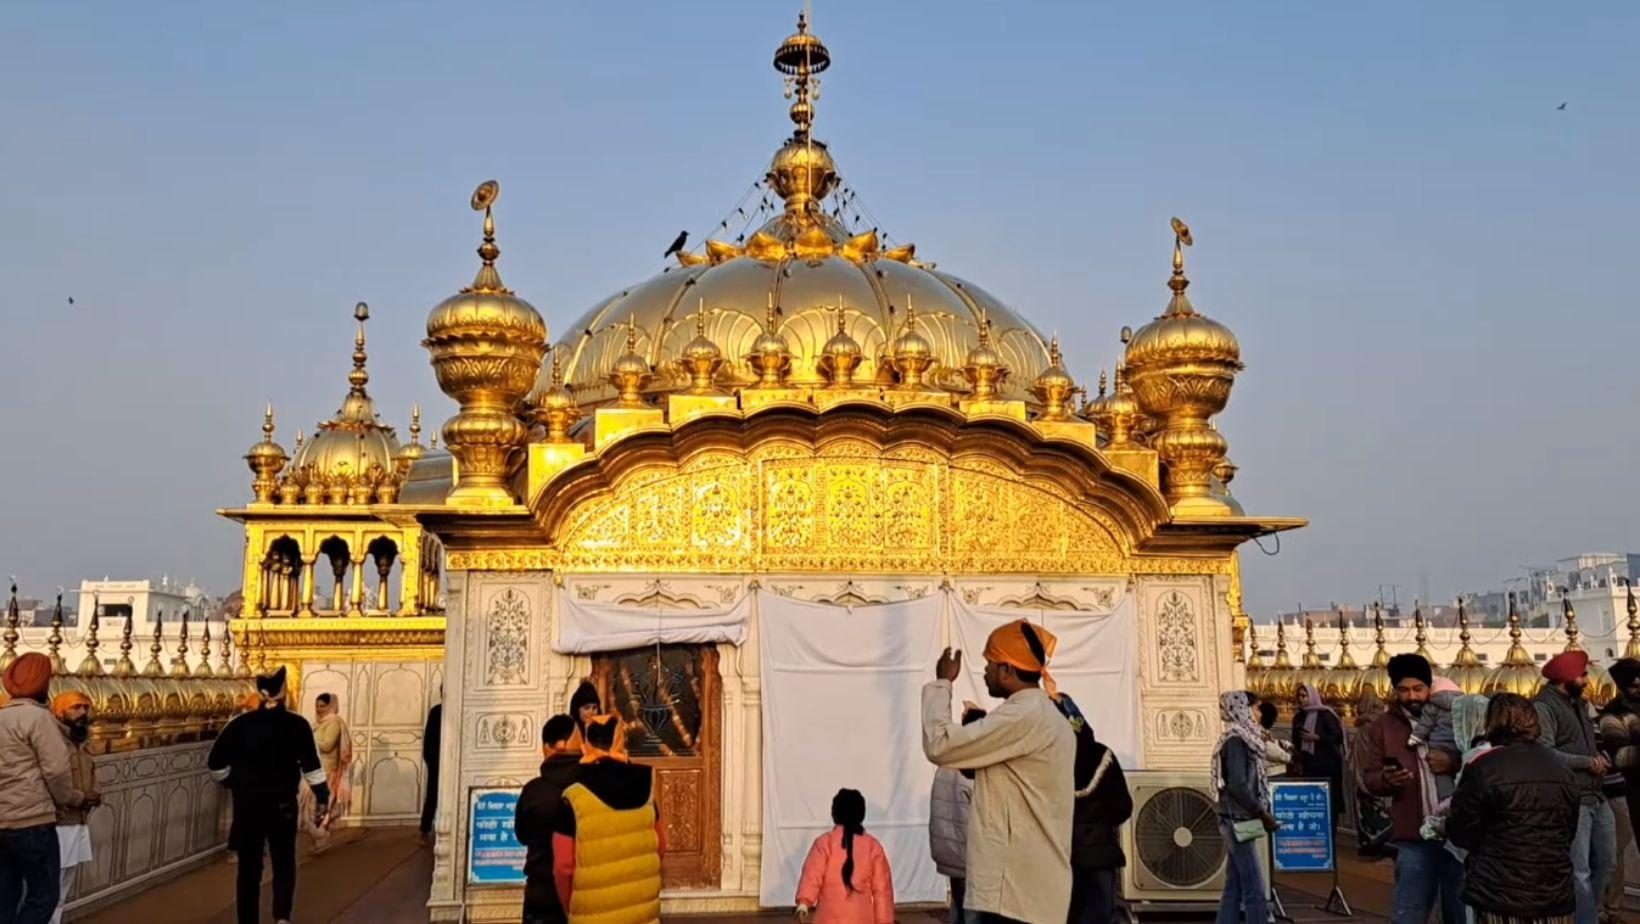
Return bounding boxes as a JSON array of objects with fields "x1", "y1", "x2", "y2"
[
  {"x1": 679, "y1": 297, "x2": 726, "y2": 395},
  {"x1": 349, "y1": 301, "x2": 370, "y2": 394},
  {"x1": 961, "y1": 307, "x2": 1007, "y2": 400},
  {"x1": 607, "y1": 315, "x2": 654, "y2": 407},
  {"x1": 246, "y1": 402, "x2": 289, "y2": 504},
  {"x1": 820, "y1": 294, "x2": 863, "y2": 388},
  {"x1": 891, "y1": 294, "x2": 936, "y2": 389},
  {"x1": 464, "y1": 180, "x2": 512, "y2": 295},
  {"x1": 1168, "y1": 216, "x2": 1194, "y2": 309},
  {"x1": 749, "y1": 293, "x2": 793, "y2": 388},
  {"x1": 409, "y1": 404, "x2": 422, "y2": 445},
  {"x1": 774, "y1": 4, "x2": 830, "y2": 142},
  {"x1": 1625, "y1": 579, "x2": 1640, "y2": 660},
  {"x1": 1031, "y1": 332, "x2": 1076, "y2": 420}
]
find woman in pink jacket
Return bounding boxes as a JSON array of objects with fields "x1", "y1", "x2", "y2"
[{"x1": 795, "y1": 789, "x2": 895, "y2": 924}]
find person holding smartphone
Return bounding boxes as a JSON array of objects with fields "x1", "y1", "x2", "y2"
[{"x1": 1356, "y1": 654, "x2": 1465, "y2": 924}]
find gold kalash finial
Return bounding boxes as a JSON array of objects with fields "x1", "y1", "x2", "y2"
[
  {"x1": 1625, "y1": 579, "x2": 1640, "y2": 660},
  {"x1": 79, "y1": 595, "x2": 103, "y2": 676},
  {"x1": 774, "y1": 3, "x2": 830, "y2": 144},
  {"x1": 0, "y1": 582, "x2": 18, "y2": 670}
]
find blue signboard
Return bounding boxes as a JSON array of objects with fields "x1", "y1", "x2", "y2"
[
  {"x1": 1269, "y1": 778, "x2": 1334, "y2": 872},
  {"x1": 468, "y1": 787, "x2": 527, "y2": 884}
]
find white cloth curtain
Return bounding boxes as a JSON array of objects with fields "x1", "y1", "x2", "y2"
[
  {"x1": 552, "y1": 589, "x2": 751, "y2": 654},
  {"x1": 946, "y1": 591, "x2": 1142, "y2": 770},
  {"x1": 757, "y1": 591, "x2": 948, "y2": 905}
]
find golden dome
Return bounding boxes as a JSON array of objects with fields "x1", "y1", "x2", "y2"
[
  {"x1": 1325, "y1": 616, "x2": 1363, "y2": 708},
  {"x1": 891, "y1": 301, "x2": 937, "y2": 388},
  {"x1": 1262, "y1": 621, "x2": 1297, "y2": 703},
  {"x1": 1483, "y1": 596, "x2": 1544, "y2": 698},
  {"x1": 1124, "y1": 224, "x2": 1242, "y2": 373},
  {"x1": 1445, "y1": 600, "x2": 1490, "y2": 695},
  {"x1": 290, "y1": 303, "x2": 404, "y2": 503},
  {"x1": 608, "y1": 318, "x2": 655, "y2": 407},
  {"x1": 393, "y1": 405, "x2": 427, "y2": 474},
  {"x1": 1293, "y1": 618, "x2": 1330, "y2": 706},
  {"x1": 245, "y1": 405, "x2": 288, "y2": 470},
  {"x1": 962, "y1": 312, "x2": 1008, "y2": 400},
  {"x1": 1361, "y1": 605, "x2": 1395, "y2": 703},
  {"x1": 541, "y1": 13, "x2": 1053, "y2": 409}
]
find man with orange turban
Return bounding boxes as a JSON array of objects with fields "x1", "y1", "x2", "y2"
[
  {"x1": 922, "y1": 620, "x2": 1075, "y2": 924},
  {"x1": 0, "y1": 653, "x2": 91, "y2": 924},
  {"x1": 48, "y1": 692, "x2": 98, "y2": 924}
]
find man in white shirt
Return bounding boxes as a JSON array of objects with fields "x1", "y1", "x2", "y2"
[{"x1": 922, "y1": 619, "x2": 1076, "y2": 924}]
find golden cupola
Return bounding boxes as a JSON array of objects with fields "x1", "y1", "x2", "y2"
[
  {"x1": 245, "y1": 405, "x2": 288, "y2": 504},
  {"x1": 285, "y1": 302, "x2": 406, "y2": 505},
  {"x1": 608, "y1": 319, "x2": 655, "y2": 407},
  {"x1": 890, "y1": 301, "x2": 936, "y2": 389},
  {"x1": 1483, "y1": 594, "x2": 1544, "y2": 697},
  {"x1": 538, "y1": 12, "x2": 1055, "y2": 409},
  {"x1": 424, "y1": 180, "x2": 548, "y2": 507},
  {"x1": 819, "y1": 301, "x2": 864, "y2": 387},
  {"x1": 678, "y1": 301, "x2": 728, "y2": 395},
  {"x1": 529, "y1": 353, "x2": 581, "y2": 443},
  {"x1": 1124, "y1": 218, "x2": 1244, "y2": 516},
  {"x1": 1031, "y1": 336, "x2": 1077, "y2": 421},
  {"x1": 961, "y1": 313, "x2": 1008, "y2": 400},
  {"x1": 1360, "y1": 604, "x2": 1395, "y2": 703}
]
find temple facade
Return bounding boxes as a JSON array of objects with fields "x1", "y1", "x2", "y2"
[{"x1": 221, "y1": 13, "x2": 1300, "y2": 917}]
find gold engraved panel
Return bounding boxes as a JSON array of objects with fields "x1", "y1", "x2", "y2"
[{"x1": 540, "y1": 440, "x2": 1166, "y2": 575}]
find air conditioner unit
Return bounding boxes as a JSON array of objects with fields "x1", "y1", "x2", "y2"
[{"x1": 1120, "y1": 770, "x2": 1270, "y2": 910}]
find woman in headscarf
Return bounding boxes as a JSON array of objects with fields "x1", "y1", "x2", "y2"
[
  {"x1": 313, "y1": 693, "x2": 353, "y2": 822},
  {"x1": 1291, "y1": 683, "x2": 1346, "y2": 824},
  {"x1": 1212, "y1": 691, "x2": 1278, "y2": 924}
]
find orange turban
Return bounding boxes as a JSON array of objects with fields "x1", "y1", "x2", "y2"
[
  {"x1": 51, "y1": 691, "x2": 91, "y2": 719},
  {"x1": 2, "y1": 652, "x2": 52, "y2": 700},
  {"x1": 983, "y1": 619, "x2": 1059, "y2": 700},
  {"x1": 579, "y1": 714, "x2": 631, "y2": 764}
]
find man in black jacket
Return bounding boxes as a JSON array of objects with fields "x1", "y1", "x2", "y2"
[
  {"x1": 208, "y1": 667, "x2": 328, "y2": 924},
  {"x1": 514, "y1": 715, "x2": 580, "y2": 924},
  {"x1": 1058, "y1": 693, "x2": 1133, "y2": 924}
]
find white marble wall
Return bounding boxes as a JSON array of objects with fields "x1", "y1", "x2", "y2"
[
  {"x1": 428, "y1": 571, "x2": 1205, "y2": 919},
  {"x1": 296, "y1": 659, "x2": 443, "y2": 826},
  {"x1": 65, "y1": 741, "x2": 227, "y2": 918}
]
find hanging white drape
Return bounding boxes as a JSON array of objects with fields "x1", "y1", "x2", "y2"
[
  {"x1": 552, "y1": 589, "x2": 751, "y2": 654},
  {"x1": 757, "y1": 590, "x2": 948, "y2": 905},
  {"x1": 946, "y1": 591, "x2": 1142, "y2": 770}
]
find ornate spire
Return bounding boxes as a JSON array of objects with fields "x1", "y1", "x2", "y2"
[
  {"x1": 114, "y1": 602, "x2": 136, "y2": 677},
  {"x1": 532, "y1": 352, "x2": 581, "y2": 443},
  {"x1": 196, "y1": 620, "x2": 214, "y2": 677},
  {"x1": 774, "y1": 8, "x2": 830, "y2": 142},
  {"x1": 1413, "y1": 604, "x2": 1431, "y2": 660},
  {"x1": 1626, "y1": 580, "x2": 1640, "y2": 660},
  {"x1": 171, "y1": 609, "x2": 192, "y2": 677},
  {"x1": 1562, "y1": 592, "x2": 1583, "y2": 651},
  {"x1": 1336, "y1": 610, "x2": 1359, "y2": 670},
  {"x1": 962, "y1": 310, "x2": 1007, "y2": 400},
  {"x1": 220, "y1": 620, "x2": 236, "y2": 676},
  {"x1": 46, "y1": 593, "x2": 65, "y2": 673},
  {"x1": 1501, "y1": 594, "x2": 1533, "y2": 666},
  {"x1": 246, "y1": 403, "x2": 288, "y2": 504},
  {"x1": 1452, "y1": 599, "x2": 1481, "y2": 667},
  {"x1": 348, "y1": 302, "x2": 371, "y2": 395},
  {"x1": 0, "y1": 582, "x2": 17, "y2": 671},
  {"x1": 1370, "y1": 602, "x2": 1390, "y2": 669},
  {"x1": 235, "y1": 620, "x2": 253, "y2": 679},
  {"x1": 1301, "y1": 617, "x2": 1322, "y2": 669},
  {"x1": 464, "y1": 180, "x2": 511, "y2": 295},
  {"x1": 1272, "y1": 620, "x2": 1294, "y2": 670},
  {"x1": 1168, "y1": 216, "x2": 1193, "y2": 313},
  {"x1": 78, "y1": 594, "x2": 103, "y2": 676},
  {"x1": 1245, "y1": 622, "x2": 1265, "y2": 669},
  {"x1": 143, "y1": 609, "x2": 166, "y2": 677}
]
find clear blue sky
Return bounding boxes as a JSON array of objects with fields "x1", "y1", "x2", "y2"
[{"x1": 1, "y1": 1, "x2": 1635, "y2": 617}]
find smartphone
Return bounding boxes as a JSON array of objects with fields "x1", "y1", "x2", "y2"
[{"x1": 1382, "y1": 757, "x2": 1403, "y2": 771}]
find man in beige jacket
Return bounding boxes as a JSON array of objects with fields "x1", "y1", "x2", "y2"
[
  {"x1": 0, "y1": 653, "x2": 92, "y2": 924},
  {"x1": 922, "y1": 620, "x2": 1075, "y2": 924}
]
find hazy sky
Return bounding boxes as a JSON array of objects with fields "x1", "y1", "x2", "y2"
[{"x1": 2, "y1": 1, "x2": 1636, "y2": 618}]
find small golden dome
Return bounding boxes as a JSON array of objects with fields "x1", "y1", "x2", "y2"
[
  {"x1": 678, "y1": 301, "x2": 727, "y2": 395},
  {"x1": 1031, "y1": 335, "x2": 1077, "y2": 420},
  {"x1": 1262, "y1": 621, "x2": 1297, "y2": 703},
  {"x1": 293, "y1": 303, "x2": 404, "y2": 503},
  {"x1": 747, "y1": 295, "x2": 794, "y2": 388},
  {"x1": 1483, "y1": 596, "x2": 1544, "y2": 698},
  {"x1": 1324, "y1": 616, "x2": 1363, "y2": 708},
  {"x1": 962, "y1": 313, "x2": 1008, "y2": 400},
  {"x1": 1445, "y1": 600, "x2": 1489, "y2": 695},
  {"x1": 1124, "y1": 226, "x2": 1242, "y2": 372},
  {"x1": 245, "y1": 405, "x2": 288, "y2": 506},
  {"x1": 889, "y1": 299, "x2": 937, "y2": 389},
  {"x1": 530, "y1": 352, "x2": 581, "y2": 442},
  {"x1": 393, "y1": 404, "x2": 427, "y2": 473},
  {"x1": 425, "y1": 184, "x2": 547, "y2": 351},
  {"x1": 820, "y1": 302, "x2": 864, "y2": 387},
  {"x1": 608, "y1": 318, "x2": 654, "y2": 407},
  {"x1": 1087, "y1": 366, "x2": 1143, "y2": 447}
]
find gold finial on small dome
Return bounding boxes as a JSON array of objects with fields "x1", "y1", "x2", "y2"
[
  {"x1": 1360, "y1": 603, "x2": 1393, "y2": 702},
  {"x1": 1625, "y1": 580, "x2": 1640, "y2": 660},
  {"x1": 1030, "y1": 334, "x2": 1076, "y2": 420},
  {"x1": 219, "y1": 620, "x2": 235, "y2": 676},
  {"x1": 1124, "y1": 217, "x2": 1244, "y2": 515},
  {"x1": 1562, "y1": 593, "x2": 1616, "y2": 706},
  {"x1": 246, "y1": 403, "x2": 288, "y2": 504},
  {"x1": 196, "y1": 620, "x2": 213, "y2": 677},
  {"x1": 1246, "y1": 621, "x2": 1265, "y2": 669},
  {"x1": 774, "y1": 8, "x2": 830, "y2": 141},
  {"x1": 172, "y1": 609, "x2": 192, "y2": 677},
  {"x1": 532, "y1": 352, "x2": 581, "y2": 443},
  {"x1": 0, "y1": 583, "x2": 17, "y2": 671},
  {"x1": 608, "y1": 317, "x2": 654, "y2": 407},
  {"x1": 1412, "y1": 603, "x2": 1432, "y2": 661},
  {"x1": 424, "y1": 179, "x2": 547, "y2": 506},
  {"x1": 748, "y1": 294, "x2": 793, "y2": 388},
  {"x1": 78, "y1": 595, "x2": 103, "y2": 676},
  {"x1": 144, "y1": 610, "x2": 165, "y2": 677},
  {"x1": 891, "y1": 296, "x2": 936, "y2": 389},
  {"x1": 113, "y1": 600, "x2": 136, "y2": 677},
  {"x1": 46, "y1": 593, "x2": 65, "y2": 674},
  {"x1": 349, "y1": 302, "x2": 371, "y2": 394},
  {"x1": 679, "y1": 298, "x2": 727, "y2": 395},
  {"x1": 767, "y1": 11, "x2": 839, "y2": 222},
  {"x1": 820, "y1": 296, "x2": 863, "y2": 387},
  {"x1": 393, "y1": 404, "x2": 426, "y2": 478},
  {"x1": 962, "y1": 310, "x2": 1007, "y2": 400}
]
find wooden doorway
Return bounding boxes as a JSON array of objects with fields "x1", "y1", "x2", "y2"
[{"x1": 590, "y1": 644, "x2": 722, "y2": 890}]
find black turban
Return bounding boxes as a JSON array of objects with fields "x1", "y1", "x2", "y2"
[
  {"x1": 255, "y1": 665, "x2": 288, "y2": 698},
  {"x1": 1387, "y1": 653, "x2": 1432, "y2": 688}
]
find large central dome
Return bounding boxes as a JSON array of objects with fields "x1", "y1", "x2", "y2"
[{"x1": 536, "y1": 15, "x2": 1053, "y2": 409}]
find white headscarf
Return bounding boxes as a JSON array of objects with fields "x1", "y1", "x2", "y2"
[{"x1": 1211, "y1": 691, "x2": 1270, "y2": 802}]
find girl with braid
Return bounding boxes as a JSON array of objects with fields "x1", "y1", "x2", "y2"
[{"x1": 795, "y1": 789, "x2": 895, "y2": 924}]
